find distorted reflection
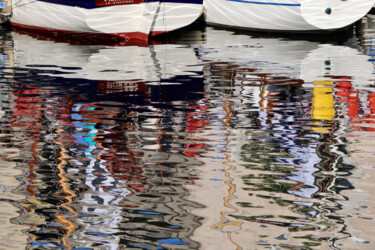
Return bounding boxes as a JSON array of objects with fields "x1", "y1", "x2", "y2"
[{"x1": 0, "y1": 17, "x2": 374, "y2": 250}]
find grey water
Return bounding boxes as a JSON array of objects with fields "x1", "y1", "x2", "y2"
[{"x1": 0, "y1": 15, "x2": 375, "y2": 250}]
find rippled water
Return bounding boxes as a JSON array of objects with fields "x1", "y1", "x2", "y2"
[{"x1": 0, "y1": 14, "x2": 375, "y2": 250}]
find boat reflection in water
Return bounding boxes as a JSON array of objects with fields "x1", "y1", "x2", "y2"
[
  {"x1": 187, "y1": 28, "x2": 375, "y2": 249},
  {"x1": 0, "y1": 23, "x2": 375, "y2": 249},
  {"x1": 1, "y1": 27, "x2": 206, "y2": 249}
]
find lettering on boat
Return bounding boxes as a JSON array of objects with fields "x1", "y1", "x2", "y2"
[{"x1": 95, "y1": 0, "x2": 144, "y2": 7}]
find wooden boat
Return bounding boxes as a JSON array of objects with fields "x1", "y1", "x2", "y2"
[
  {"x1": 0, "y1": 0, "x2": 203, "y2": 45},
  {"x1": 204, "y1": 0, "x2": 375, "y2": 32}
]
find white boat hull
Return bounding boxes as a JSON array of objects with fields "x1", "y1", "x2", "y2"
[
  {"x1": 9, "y1": 0, "x2": 203, "y2": 44},
  {"x1": 204, "y1": 0, "x2": 375, "y2": 32}
]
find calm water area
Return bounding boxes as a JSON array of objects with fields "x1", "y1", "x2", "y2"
[{"x1": 1, "y1": 14, "x2": 375, "y2": 250}]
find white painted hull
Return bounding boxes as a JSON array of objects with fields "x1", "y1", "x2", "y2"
[
  {"x1": 204, "y1": 0, "x2": 375, "y2": 32},
  {"x1": 9, "y1": 0, "x2": 203, "y2": 42},
  {"x1": 151, "y1": 2, "x2": 204, "y2": 35}
]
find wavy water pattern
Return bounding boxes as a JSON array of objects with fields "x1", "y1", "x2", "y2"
[{"x1": 0, "y1": 16, "x2": 374, "y2": 249}]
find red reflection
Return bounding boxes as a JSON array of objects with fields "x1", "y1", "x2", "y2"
[{"x1": 331, "y1": 76, "x2": 375, "y2": 131}]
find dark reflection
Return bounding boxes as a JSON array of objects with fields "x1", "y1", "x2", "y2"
[
  {"x1": 206, "y1": 23, "x2": 355, "y2": 45},
  {"x1": 0, "y1": 14, "x2": 374, "y2": 250}
]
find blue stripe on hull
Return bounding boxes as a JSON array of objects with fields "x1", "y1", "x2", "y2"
[
  {"x1": 37, "y1": 0, "x2": 202, "y2": 9},
  {"x1": 227, "y1": 0, "x2": 300, "y2": 6},
  {"x1": 163, "y1": 0, "x2": 202, "y2": 4},
  {"x1": 37, "y1": 0, "x2": 96, "y2": 8}
]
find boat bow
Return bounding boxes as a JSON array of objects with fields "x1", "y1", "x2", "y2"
[{"x1": 301, "y1": 0, "x2": 375, "y2": 30}]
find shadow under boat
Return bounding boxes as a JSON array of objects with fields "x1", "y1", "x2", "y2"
[{"x1": 203, "y1": 20, "x2": 356, "y2": 45}]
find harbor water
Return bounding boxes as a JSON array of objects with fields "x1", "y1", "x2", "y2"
[{"x1": 0, "y1": 14, "x2": 375, "y2": 249}]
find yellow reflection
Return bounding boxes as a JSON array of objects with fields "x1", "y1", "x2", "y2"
[
  {"x1": 312, "y1": 81, "x2": 335, "y2": 133},
  {"x1": 53, "y1": 131, "x2": 77, "y2": 250},
  {"x1": 210, "y1": 151, "x2": 242, "y2": 250},
  {"x1": 210, "y1": 97, "x2": 242, "y2": 250}
]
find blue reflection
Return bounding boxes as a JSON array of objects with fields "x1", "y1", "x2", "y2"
[{"x1": 157, "y1": 238, "x2": 188, "y2": 245}]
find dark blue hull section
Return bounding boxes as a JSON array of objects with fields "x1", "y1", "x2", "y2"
[{"x1": 37, "y1": 0, "x2": 202, "y2": 9}]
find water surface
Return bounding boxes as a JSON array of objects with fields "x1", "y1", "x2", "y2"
[{"x1": 0, "y1": 15, "x2": 375, "y2": 249}]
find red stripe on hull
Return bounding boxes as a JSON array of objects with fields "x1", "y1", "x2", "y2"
[
  {"x1": 10, "y1": 22, "x2": 150, "y2": 46},
  {"x1": 149, "y1": 30, "x2": 166, "y2": 37}
]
